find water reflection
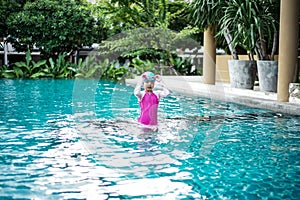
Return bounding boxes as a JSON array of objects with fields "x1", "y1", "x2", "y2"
[
  {"x1": 1, "y1": 80, "x2": 299, "y2": 199},
  {"x1": 75, "y1": 121, "x2": 204, "y2": 198}
]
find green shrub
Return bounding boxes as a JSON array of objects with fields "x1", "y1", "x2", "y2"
[
  {"x1": 3, "y1": 50, "x2": 47, "y2": 78},
  {"x1": 43, "y1": 53, "x2": 76, "y2": 78},
  {"x1": 0, "y1": 51, "x2": 77, "y2": 79},
  {"x1": 75, "y1": 57, "x2": 108, "y2": 79},
  {"x1": 118, "y1": 48, "x2": 196, "y2": 75}
]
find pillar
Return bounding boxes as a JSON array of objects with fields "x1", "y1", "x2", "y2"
[
  {"x1": 203, "y1": 26, "x2": 216, "y2": 85},
  {"x1": 277, "y1": 0, "x2": 300, "y2": 102}
]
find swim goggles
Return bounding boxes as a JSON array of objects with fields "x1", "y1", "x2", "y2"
[
  {"x1": 144, "y1": 77, "x2": 156, "y2": 83},
  {"x1": 143, "y1": 72, "x2": 156, "y2": 83}
]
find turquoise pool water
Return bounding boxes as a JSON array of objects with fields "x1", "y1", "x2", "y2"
[{"x1": 0, "y1": 79, "x2": 299, "y2": 199}]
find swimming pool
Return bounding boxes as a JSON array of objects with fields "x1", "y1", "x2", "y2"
[{"x1": 0, "y1": 79, "x2": 299, "y2": 199}]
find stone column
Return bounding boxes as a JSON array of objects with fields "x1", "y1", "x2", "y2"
[
  {"x1": 203, "y1": 26, "x2": 216, "y2": 85},
  {"x1": 277, "y1": 0, "x2": 300, "y2": 102}
]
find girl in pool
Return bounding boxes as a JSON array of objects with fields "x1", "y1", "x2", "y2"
[{"x1": 134, "y1": 71, "x2": 170, "y2": 130}]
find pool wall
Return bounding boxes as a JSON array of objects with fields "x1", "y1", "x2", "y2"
[{"x1": 126, "y1": 76, "x2": 300, "y2": 116}]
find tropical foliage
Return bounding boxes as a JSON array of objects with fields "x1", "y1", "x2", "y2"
[
  {"x1": 6, "y1": 0, "x2": 96, "y2": 58},
  {"x1": 219, "y1": 0, "x2": 259, "y2": 60},
  {"x1": 0, "y1": 0, "x2": 202, "y2": 81},
  {"x1": 97, "y1": 1, "x2": 200, "y2": 58},
  {"x1": 219, "y1": 0, "x2": 266, "y2": 60},
  {"x1": 190, "y1": 0, "x2": 280, "y2": 61},
  {"x1": 0, "y1": 50, "x2": 76, "y2": 79},
  {"x1": 119, "y1": 48, "x2": 195, "y2": 75},
  {"x1": 74, "y1": 57, "x2": 129, "y2": 82},
  {"x1": 189, "y1": 0, "x2": 223, "y2": 30},
  {"x1": 254, "y1": 0, "x2": 280, "y2": 61},
  {"x1": 0, "y1": 0, "x2": 26, "y2": 38},
  {"x1": 218, "y1": 0, "x2": 279, "y2": 60},
  {"x1": 189, "y1": 0, "x2": 239, "y2": 59},
  {"x1": 0, "y1": 50, "x2": 196, "y2": 81}
]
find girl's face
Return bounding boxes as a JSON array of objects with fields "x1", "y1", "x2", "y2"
[{"x1": 143, "y1": 81, "x2": 155, "y2": 92}]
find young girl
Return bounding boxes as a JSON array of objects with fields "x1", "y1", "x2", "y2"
[{"x1": 134, "y1": 71, "x2": 170, "y2": 127}]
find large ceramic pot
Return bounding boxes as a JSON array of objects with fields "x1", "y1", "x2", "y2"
[
  {"x1": 228, "y1": 60, "x2": 257, "y2": 89},
  {"x1": 257, "y1": 60, "x2": 278, "y2": 92}
]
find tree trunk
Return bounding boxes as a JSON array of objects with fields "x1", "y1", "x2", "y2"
[
  {"x1": 255, "y1": 43, "x2": 262, "y2": 60},
  {"x1": 224, "y1": 28, "x2": 239, "y2": 60},
  {"x1": 260, "y1": 34, "x2": 269, "y2": 60},
  {"x1": 270, "y1": 31, "x2": 278, "y2": 61},
  {"x1": 247, "y1": 51, "x2": 255, "y2": 61},
  {"x1": 293, "y1": 60, "x2": 299, "y2": 83}
]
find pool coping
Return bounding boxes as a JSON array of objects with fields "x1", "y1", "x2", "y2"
[{"x1": 126, "y1": 76, "x2": 300, "y2": 116}]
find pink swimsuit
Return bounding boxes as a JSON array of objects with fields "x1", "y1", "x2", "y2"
[{"x1": 138, "y1": 92, "x2": 159, "y2": 125}]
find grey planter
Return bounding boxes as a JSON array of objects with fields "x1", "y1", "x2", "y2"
[
  {"x1": 257, "y1": 60, "x2": 278, "y2": 92},
  {"x1": 228, "y1": 60, "x2": 257, "y2": 89}
]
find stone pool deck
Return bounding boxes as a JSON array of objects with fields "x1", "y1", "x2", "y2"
[{"x1": 126, "y1": 76, "x2": 300, "y2": 116}]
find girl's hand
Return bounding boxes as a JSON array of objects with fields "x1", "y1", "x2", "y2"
[
  {"x1": 141, "y1": 74, "x2": 147, "y2": 80},
  {"x1": 137, "y1": 76, "x2": 144, "y2": 85},
  {"x1": 154, "y1": 75, "x2": 162, "y2": 82}
]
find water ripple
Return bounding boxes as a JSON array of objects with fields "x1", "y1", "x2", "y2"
[{"x1": 0, "y1": 80, "x2": 299, "y2": 199}]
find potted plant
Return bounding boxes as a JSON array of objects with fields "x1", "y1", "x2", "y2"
[
  {"x1": 255, "y1": 0, "x2": 280, "y2": 92},
  {"x1": 218, "y1": 0, "x2": 260, "y2": 90}
]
